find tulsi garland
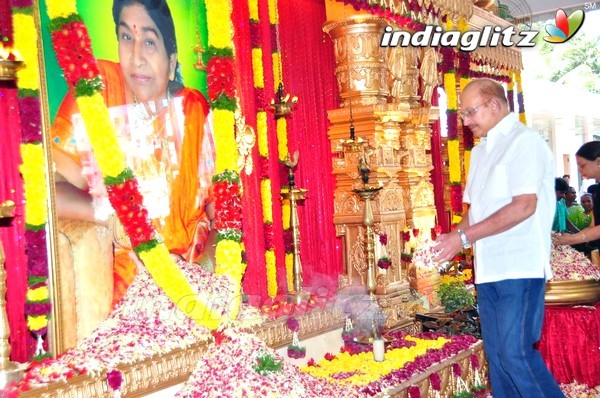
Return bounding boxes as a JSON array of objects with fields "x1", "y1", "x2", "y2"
[
  {"x1": 205, "y1": 0, "x2": 246, "y2": 315},
  {"x1": 269, "y1": 0, "x2": 294, "y2": 291},
  {"x1": 44, "y1": 0, "x2": 225, "y2": 329},
  {"x1": 249, "y1": 0, "x2": 278, "y2": 298},
  {"x1": 12, "y1": 2, "x2": 51, "y2": 359}
]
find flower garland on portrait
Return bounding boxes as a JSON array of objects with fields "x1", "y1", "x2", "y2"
[
  {"x1": 249, "y1": 0, "x2": 278, "y2": 298},
  {"x1": 12, "y1": 1, "x2": 51, "y2": 359},
  {"x1": 205, "y1": 0, "x2": 246, "y2": 316},
  {"x1": 43, "y1": 0, "x2": 227, "y2": 329}
]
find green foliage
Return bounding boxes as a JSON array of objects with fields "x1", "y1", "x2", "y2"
[
  {"x1": 252, "y1": 352, "x2": 283, "y2": 376},
  {"x1": 437, "y1": 281, "x2": 475, "y2": 313}
]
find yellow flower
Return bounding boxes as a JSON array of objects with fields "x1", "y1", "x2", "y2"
[
  {"x1": 281, "y1": 200, "x2": 291, "y2": 229},
  {"x1": 26, "y1": 285, "x2": 48, "y2": 302},
  {"x1": 268, "y1": 0, "x2": 279, "y2": 24},
  {"x1": 453, "y1": 214, "x2": 463, "y2": 224},
  {"x1": 13, "y1": 14, "x2": 39, "y2": 91},
  {"x1": 458, "y1": 17, "x2": 469, "y2": 33},
  {"x1": 301, "y1": 337, "x2": 450, "y2": 386},
  {"x1": 464, "y1": 149, "x2": 471, "y2": 176},
  {"x1": 285, "y1": 253, "x2": 294, "y2": 291},
  {"x1": 261, "y1": 179, "x2": 273, "y2": 223},
  {"x1": 139, "y1": 244, "x2": 222, "y2": 329},
  {"x1": 45, "y1": 0, "x2": 78, "y2": 20},
  {"x1": 444, "y1": 73, "x2": 457, "y2": 111},
  {"x1": 448, "y1": 139, "x2": 461, "y2": 183},
  {"x1": 257, "y1": 111, "x2": 269, "y2": 157},
  {"x1": 27, "y1": 315, "x2": 48, "y2": 332},
  {"x1": 212, "y1": 109, "x2": 237, "y2": 173},
  {"x1": 272, "y1": 53, "x2": 281, "y2": 90},
  {"x1": 248, "y1": 0, "x2": 259, "y2": 20},
  {"x1": 205, "y1": 1, "x2": 233, "y2": 49},
  {"x1": 460, "y1": 77, "x2": 470, "y2": 91},
  {"x1": 20, "y1": 144, "x2": 48, "y2": 226},
  {"x1": 276, "y1": 117, "x2": 288, "y2": 162},
  {"x1": 266, "y1": 249, "x2": 277, "y2": 297},
  {"x1": 76, "y1": 94, "x2": 127, "y2": 178},
  {"x1": 215, "y1": 240, "x2": 243, "y2": 279},
  {"x1": 252, "y1": 48, "x2": 265, "y2": 89}
]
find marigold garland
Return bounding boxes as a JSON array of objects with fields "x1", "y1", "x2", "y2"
[
  {"x1": 206, "y1": 0, "x2": 246, "y2": 313},
  {"x1": 44, "y1": 0, "x2": 228, "y2": 329},
  {"x1": 507, "y1": 76, "x2": 515, "y2": 113},
  {"x1": 514, "y1": 70, "x2": 527, "y2": 125},
  {"x1": 249, "y1": 0, "x2": 279, "y2": 298},
  {"x1": 268, "y1": 0, "x2": 294, "y2": 292},
  {"x1": 13, "y1": 3, "x2": 52, "y2": 358}
]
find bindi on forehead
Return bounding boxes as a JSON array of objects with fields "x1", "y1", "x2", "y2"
[{"x1": 133, "y1": 24, "x2": 137, "y2": 34}]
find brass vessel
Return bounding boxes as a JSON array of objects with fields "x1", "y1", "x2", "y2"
[{"x1": 545, "y1": 280, "x2": 600, "y2": 306}]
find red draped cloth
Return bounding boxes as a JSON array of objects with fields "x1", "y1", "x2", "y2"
[
  {"x1": 234, "y1": 0, "x2": 341, "y2": 299},
  {"x1": 0, "y1": 83, "x2": 31, "y2": 362},
  {"x1": 539, "y1": 303, "x2": 600, "y2": 387}
]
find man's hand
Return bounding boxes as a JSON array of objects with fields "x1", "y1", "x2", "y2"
[{"x1": 433, "y1": 231, "x2": 462, "y2": 264}]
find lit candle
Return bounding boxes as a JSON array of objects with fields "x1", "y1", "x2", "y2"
[{"x1": 373, "y1": 338, "x2": 385, "y2": 362}]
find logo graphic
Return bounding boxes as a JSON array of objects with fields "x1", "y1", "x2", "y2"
[{"x1": 543, "y1": 8, "x2": 585, "y2": 43}]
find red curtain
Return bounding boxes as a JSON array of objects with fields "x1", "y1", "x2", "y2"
[
  {"x1": 234, "y1": 0, "x2": 342, "y2": 299},
  {"x1": 0, "y1": 83, "x2": 31, "y2": 362},
  {"x1": 278, "y1": 0, "x2": 342, "y2": 293},
  {"x1": 539, "y1": 303, "x2": 600, "y2": 387}
]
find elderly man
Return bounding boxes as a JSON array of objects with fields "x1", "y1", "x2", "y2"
[{"x1": 434, "y1": 79, "x2": 564, "y2": 397}]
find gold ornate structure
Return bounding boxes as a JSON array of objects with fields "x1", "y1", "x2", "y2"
[
  {"x1": 0, "y1": 60, "x2": 24, "y2": 81},
  {"x1": 353, "y1": 184, "x2": 382, "y2": 296},
  {"x1": 324, "y1": 13, "x2": 440, "y2": 326},
  {"x1": 0, "y1": 201, "x2": 26, "y2": 388}
]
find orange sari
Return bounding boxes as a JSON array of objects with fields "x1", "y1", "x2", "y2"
[{"x1": 52, "y1": 60, "x2": 213, "y2": 305}]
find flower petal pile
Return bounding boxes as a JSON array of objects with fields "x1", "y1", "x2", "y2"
[
  {"x1": 16, "y1": 258, "x2": 264, "y2": 390},
  {"x1": 551, "y1": 243, "x2": 600, "y2": 281},
  {"x1": 176, "y1": 329, "x2": 359, "y2": 398}
]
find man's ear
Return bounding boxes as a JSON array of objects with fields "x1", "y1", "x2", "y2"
[{"x1": 169, "y1": 53, "x2": 177, "y2": 81}]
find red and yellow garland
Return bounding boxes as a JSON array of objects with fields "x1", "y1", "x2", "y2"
[
  {"x1": 267, "y1": 0, "x2": 295, "y2": 292},
  {"x1": 12, "y1": 1, "x2": 51, "y2": 358},
  {"x1": 249, "y1": 0, "x2": 278, "y2": 298},
  {"x1": 44, "y1": 0, "x2": 227, "y2": 329},
  {"x1": 205, "y1": 0, "x2": 246, "y2": 314}
]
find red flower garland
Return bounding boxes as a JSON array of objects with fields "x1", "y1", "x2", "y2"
[{"x1": 51, "y1": 21, "x2": 99, "y2": 87}]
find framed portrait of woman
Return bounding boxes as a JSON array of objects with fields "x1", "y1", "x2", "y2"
[{"x1": 37, "y1": 0, "x2": 215, "y2": 353}]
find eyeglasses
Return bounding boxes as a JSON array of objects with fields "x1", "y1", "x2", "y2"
[{"x1": 459, "y1": 98, "x2": 492, "y2": 120}]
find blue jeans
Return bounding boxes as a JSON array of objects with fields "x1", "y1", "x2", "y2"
[{"x1": 477, "y1": 279, "x2": 564, "y2": 398}]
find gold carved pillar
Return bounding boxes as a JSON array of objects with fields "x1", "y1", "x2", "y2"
[{"x1": 324, "y1": 15, "x2": 441, "y2": 321}]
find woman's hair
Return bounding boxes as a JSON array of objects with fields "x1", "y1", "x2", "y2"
[
  {"x1": 555, "y1": 177, "x2": 569, "y2": 193},
  {"x1": 112, "y1": 0, "x2": 184, "y2": 93},
  {"x1": 576, "y1": 141, "x2": 600, "y2": 161}
]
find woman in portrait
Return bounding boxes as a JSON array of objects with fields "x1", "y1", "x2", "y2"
[{"x1": 51, "y1": 0, "x2": 214, "y2": 306}]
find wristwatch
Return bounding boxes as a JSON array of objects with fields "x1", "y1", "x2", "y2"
[{"x1": 456, "y1": 229, "x2": 471, "y2": 249}]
